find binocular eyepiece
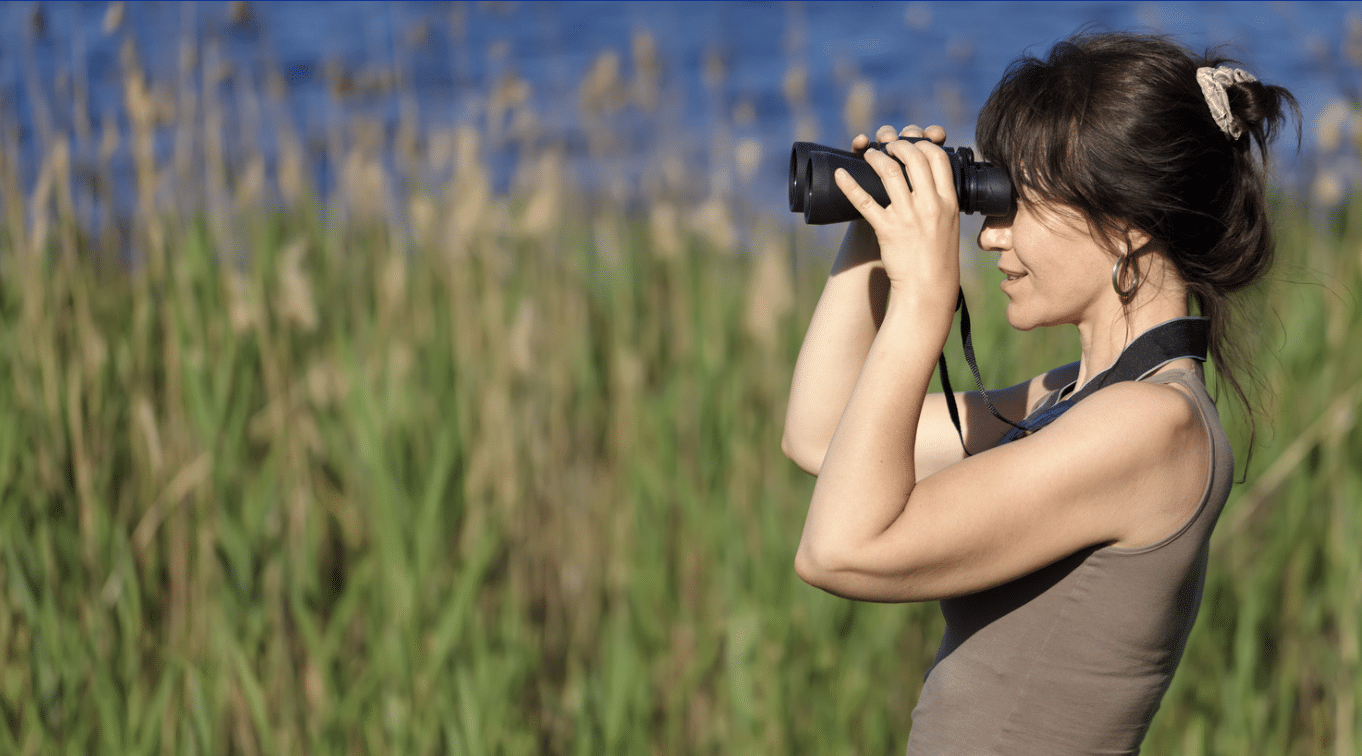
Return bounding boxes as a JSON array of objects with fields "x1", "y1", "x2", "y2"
[{"x1": 789, "y1": 138, "x2": 1013, "y2": 224}]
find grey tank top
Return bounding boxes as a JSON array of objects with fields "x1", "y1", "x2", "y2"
[{"x1": 904, "y1": 369, "x2": 1234, "y2": 756}]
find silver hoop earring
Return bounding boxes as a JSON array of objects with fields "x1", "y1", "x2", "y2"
[{"x1": 1112, "y1": 255, "x2": 1140, "y2": 299}]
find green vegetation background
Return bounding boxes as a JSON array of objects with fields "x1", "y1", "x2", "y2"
[{"x1": 3, "y1": 26, "x2": 1361, "y2": 756}]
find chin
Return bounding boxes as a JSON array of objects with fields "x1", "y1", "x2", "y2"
[
  {"x1": 1006, "y1": 298, "x2": 1076, "y2": 332},
  {"x1": 1005, "y1": 304, "x2": 1041, "y2": 332}
]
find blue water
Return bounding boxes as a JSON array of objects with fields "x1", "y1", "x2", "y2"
[{"x1": 2, "y1": 1, "x2": 1357, "y2": 221}]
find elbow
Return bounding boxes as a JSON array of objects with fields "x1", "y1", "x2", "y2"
[
  {"x1": 793, "y1": 543, "x2": 823, "y2": 589},
  {"x1": 781, "y1": 429, "x2": 824, "y2": 476},
  {"x1": 796, "y1": 534, "x2": 920, "y2": 601},
  {"x1": 780, "y1": 432, "x2": 801, "y2": 465},
  {"x1": 793, "y1": 538, "x2": 846, "y2": 592}
]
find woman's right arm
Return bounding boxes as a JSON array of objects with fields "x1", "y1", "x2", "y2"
[{"x1": 782, "y1": 219, "x2": 888, "y2": 473}]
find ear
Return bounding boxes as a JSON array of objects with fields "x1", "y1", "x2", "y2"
[{"x1": 1123, "y1": 227, "x2": 1153, "y2": 255}]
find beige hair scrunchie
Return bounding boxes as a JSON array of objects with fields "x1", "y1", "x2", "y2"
[{"x1": 1196, "y1": 66, "x2": 1257, "y2": 139}]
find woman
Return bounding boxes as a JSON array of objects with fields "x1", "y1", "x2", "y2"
[{"x1": 782, "y1": 33, "x2": 1296, "y2": 754}]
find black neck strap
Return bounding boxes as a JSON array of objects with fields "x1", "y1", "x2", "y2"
[{"x1": 938, "y1": 290, "x2": 1210, "y2": 454}]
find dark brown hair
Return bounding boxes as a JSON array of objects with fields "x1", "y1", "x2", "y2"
[{"x1": 976, "y1": 31, "x2": 1299, "y2": 460}]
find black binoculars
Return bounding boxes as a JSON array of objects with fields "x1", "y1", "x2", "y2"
[{"x1": 789, "y1": 138, "x2": 1013, "y2": 224}]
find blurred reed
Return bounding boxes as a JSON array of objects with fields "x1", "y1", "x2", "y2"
[{"x1": 1, "y1": 4, "x2": 1360, "y2": 755}]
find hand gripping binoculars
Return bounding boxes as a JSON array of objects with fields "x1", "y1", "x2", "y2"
[{"x1": 789, "y1": 137, "x2": 1013, "y2": 224}]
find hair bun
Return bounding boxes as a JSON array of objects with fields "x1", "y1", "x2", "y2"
[
  {"x1": 1212, "y1": 67, "x2": 1294, "y2": 146},
  {"x1": 1226, "y1": 77, "x2": 1273, "y2": 135},
  {"x1": 1197, "y1": 66, "x2": 1256, "y2": 139}
]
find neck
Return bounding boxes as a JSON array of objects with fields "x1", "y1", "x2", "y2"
[{"x1": 1072, "y1": 261, "x2": 1190, "y2": 391}]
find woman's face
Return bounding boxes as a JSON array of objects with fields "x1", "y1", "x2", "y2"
[{"x1": 977, "y1": 199, "x2": 1118, "y2": 331}]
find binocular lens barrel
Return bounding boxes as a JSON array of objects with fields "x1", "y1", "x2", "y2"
[
  {"x1": 789, "y1": 139, "x2": 1013, "y2": 224},
  {"x1": 789, "y1": 141, "x2": 888, "y2": 214}
]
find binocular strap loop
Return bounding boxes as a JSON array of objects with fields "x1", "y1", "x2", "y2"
[{"x1": 939, "y1": 289, "x2": 1028, "y2": 457}]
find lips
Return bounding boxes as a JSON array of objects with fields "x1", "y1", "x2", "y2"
[{"x1": 1000, "y1": 268, "x2": 1026, "y2": 281}]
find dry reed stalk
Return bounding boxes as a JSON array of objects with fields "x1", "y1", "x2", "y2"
[
  {"x1": 735, "y1": 137, "x2": 763, "y2": 186},
  {"x1": 744, "y1": 222, "x2": 796, "y2": 354},
  {"x1": 842, "y1": 80, "x2": 875, "y2": 138},
  {"x1": 632, "y1": 31, "x2": 661, "y2": 113},
  {"x1": 443, "y1": 125, "x2": 493, "y2": 259},
  {"x1": 0, "y1": 122, "x2": 25, "y2": 247},
  {"x1": 488, "y1": 71, "x2": 530, "y2": 141},
  {"x1": 1224, "y1": 378, "x2": 1362, "y2": 539},
  {"x1": 275, "y1": 239, "x2": 318, "y2": 333},
  {"x1": 691, "y1": 195, "x2": 736, "y2": 251},
  {"x1": 121, "y1": 39, "x2": 168, "y2": 276},
  {"x1": 516, "y1": 148, "x2": 566, "y2": 241},
  {"x1": 173, "y1": 36, "x2": 200, "y2": 223},
  {"x1": 581, "y1": 50, "x2": 627, "y2": 121}
]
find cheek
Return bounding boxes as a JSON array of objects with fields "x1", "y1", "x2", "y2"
[{"x1": 1001, "y1": 274, "x2": 1075, "y2": 330}]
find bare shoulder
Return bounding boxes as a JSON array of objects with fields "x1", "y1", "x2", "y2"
[
  {"x1": 1042, "y1": 377, "x2": 1204, "y2": 467},
  {"x1": 1068, "y1": 377, "x2": 1201, "y2": 432},
  {"x1": 1040, "y1": 377, "x2": 1209, "y2": 545}
]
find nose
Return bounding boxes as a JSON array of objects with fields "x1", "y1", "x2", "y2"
[{"x1": 977, "y1": 215, "x2": 1012, "y2": 252}]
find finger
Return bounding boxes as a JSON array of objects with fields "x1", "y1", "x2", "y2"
[
  {"x1": 886, "y1": 139, "x2": 928, "y2": 189},
  {"x1": 923, "y1": 125, "x2": 947, "y2": 145},
  {"x1": 833, "y1": 166, "x2": 887, "y2": 223},
  {"x1": 865, "y1": 146, "x2": 914, "y2": 208},
  {"x1": 851, "y1": 133, "x2": 871, "y2": 154},
  {"x1": 912, "y1": 140, "x2": 959, "y2": 207},
  {"x1": 899, "y1": 124, "x2": 925, "y2": 140},
  {"x1": 886, "y1": 140, "x2": 950, "y2": 211},
  {"x1": 875, "y1": 125, "x2": 900, "y2": 144}
]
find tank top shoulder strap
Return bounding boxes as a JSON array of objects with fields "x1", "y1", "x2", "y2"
[{"x1": 1139, "y1": 367, "x2": 1212, "y2": 410}]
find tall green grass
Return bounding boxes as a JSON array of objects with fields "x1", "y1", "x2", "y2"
[{"x1": 2, "y1": 21, "x2": 1360, "y2": 756}]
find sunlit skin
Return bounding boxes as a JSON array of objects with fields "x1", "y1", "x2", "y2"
[{"x1": 783, "y1": 124, "x2": 1209, "y2": 603}]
